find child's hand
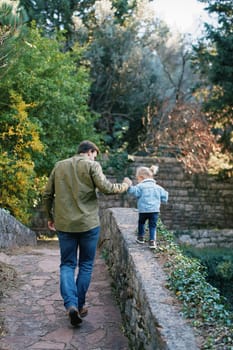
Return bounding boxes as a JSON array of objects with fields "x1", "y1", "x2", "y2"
[{"x1": 123, "y1": 177, "x2": 132, "y2": 187}]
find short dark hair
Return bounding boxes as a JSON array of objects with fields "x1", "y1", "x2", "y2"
[{"x1": 77, "y1": 140, "x2": 100, "y2": 154}]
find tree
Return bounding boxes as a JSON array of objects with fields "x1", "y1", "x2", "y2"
[
  {"x1": 85, "y1": 0, "x2": 173, "y2": 151},
  {"x1": 0, "y1": 24, "x2": 99, "y2": 176},
  {"x1": 0, "y1": 1, "x2": 25, "y2": 72},
  {"x1": 17, "y1": 0, "x2": 137, "y2": 47},
  {"x1": 194, "y1": 0, "x2": 233, "y2": 157},
  {"x1": 83, "y1": 0, "x2": 210, "y2": 157},
  {"x1": 0, "y1": 21, "x2": 100, "y2": 221},
  {"x1": 0, "y1": 92, "x2": 44, "y2": 223},
  {"x1": 18, "y1": 0, "x2": 76, "y2": 36},
  {"x1": 4, "y1": 1, "x2": 221, "y2": 172},
  {"x1": 16, "y1": 0, "x2": 203, "y2": 157},
  {"x1": 145, "y1": 102, "x2": 221, "y2": 173}
]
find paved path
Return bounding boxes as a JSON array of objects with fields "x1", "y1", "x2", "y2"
[{"x1": 0, "y1": 241, "x2": 129, "y2": 350}]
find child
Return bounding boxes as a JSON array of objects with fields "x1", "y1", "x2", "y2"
[{"x1": 127, "y1": 165, "x2": 168, "y2": 249}]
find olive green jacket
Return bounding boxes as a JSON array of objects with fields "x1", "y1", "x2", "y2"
[{"x1": 43, "y1": 155, "x2": 129, "y2": 232}]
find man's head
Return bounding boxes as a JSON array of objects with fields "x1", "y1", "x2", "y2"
[{"x1": 77, "y1": 140, "x2": 100, "y2": 160}]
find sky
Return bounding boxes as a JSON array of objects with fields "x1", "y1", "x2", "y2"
[{"x1": 152, "y1": 0, "x2": 210, "y2": 36}]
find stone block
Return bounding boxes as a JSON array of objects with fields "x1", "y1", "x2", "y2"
[{"x1": 0, "y1": 209, "x2": 37, "y2": 249}]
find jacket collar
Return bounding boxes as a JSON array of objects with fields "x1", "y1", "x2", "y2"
[{"x1": 141, "y1": 178, "x2": 156, "y2": 184}]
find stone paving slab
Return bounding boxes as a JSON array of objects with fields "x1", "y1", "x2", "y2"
[{"x1": 0, "y1": 241, "x2": 129, "y2": 350}]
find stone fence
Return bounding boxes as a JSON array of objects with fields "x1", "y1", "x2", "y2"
[
  {"x1": 100, "y1": 207, "x2": 199, "y2": 350},
  {"x1": 174, "y1": 228, "x2": 233, "y2": 248},
  {"x1": 0, "y1": 209, "x2": 37, "y2": 249},
  {"x1": 30, "y1": 156, "x2": 233, "y2": 247},
  {"x1": 99, "y1": 156, "x2": 233, "y2": 230}
]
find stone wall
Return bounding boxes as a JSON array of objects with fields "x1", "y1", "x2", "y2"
[
  {"x1": 0, "y1": 209, "x2": 37, "y2": 249},
  {"x1": 174, "y1": 229, "x2": 233, "y2": 248},
  {"x1": 100, "y1": 208, "x2": 199, "y2": 350},
  {"x1": 31, "y1": 156, "x2": 233, "y2": 237},
  {"x1": 98, "y1": 156, "x2": 233, "y2": 231},
  {"x1": 152, "y1": 157, "x2": 233, "y2": 230}
]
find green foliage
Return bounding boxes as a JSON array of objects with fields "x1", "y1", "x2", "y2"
[
  {"x1": 181, "y1": 246, "x2": 233, "y2": 281},
  {"x1": 75, "y1": 0, "x2": 137, "y2": 28},
  {"x1": 0, "y1": 14, "x2": 101, "y2": 222},
  {"x1": 18, "y1": 0, "x2": 137, "y2": 46},
  {"x1": 17, "y1": 0, "x2": 207, "y2": 160},
  {"x1": 0, "y1": 24, "x2": 100, "y2": 176},
  {"x1": 112, "y1": 0, "x2": 137, "y2": 24},
  {"x1": 181, "y1": 245, "x2": 233, "y2": 311},
  {"x1": 168, "y1": 254, "x2": 230, "y2": 323},
  {"x1": 216, "y1": 260, "x2": 233, "y2": 280},
  {"x1": 18, "y1": 0, "x2": 77, "y2": 46},
  {"x1": 101, "y1": 150, "x2": 131, "y2": 180},
  {"x1": 157, "y1": 221, "x2": 233, "y2": 349},
  {"x1": 86, "y1": 6, "x2": 171, "y2": 151},
  {"x1": 0, "y1": 92, "x2": 44, "y2": 223},
  {"x1": 0, "y1": 2, "x2": 26, "y2": 73},
  {"x1": 0, "y1": 2, "x2": 21, "y2": 27},
  {"x1": 194, "y1": 0, "x2": 233, "y2": 156},
  {"x1": 84, "y1": 1, "x2": 204, "y2": 156}
]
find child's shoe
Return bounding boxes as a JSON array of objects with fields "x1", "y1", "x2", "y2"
[
  {"x1": 136, "y1": 236, "x2": 145, "y2": 244},
  {"x1": 149, "y1": 240, "x2": 157, "y2": 249}
]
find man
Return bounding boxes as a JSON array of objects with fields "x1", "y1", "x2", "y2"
[{"x1": 43, "y1": 140, "x2": 131, "y2": 327}]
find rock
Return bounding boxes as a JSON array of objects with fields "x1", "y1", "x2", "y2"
[{"x1": 0, "y1": 209, "x2": 37, "y2": 249}]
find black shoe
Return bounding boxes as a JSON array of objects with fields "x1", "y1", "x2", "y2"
[
  {"x1": 149, "y1": 240, "x2": 157, "y2": 249},
  {"x1": 136, "y1": 236, "x2": 145, "y2": 244},
  {"x1": 79, "y1": 307, "x2": 88, "y2": 318},
  {"x1": 68, "y1": 307, "x2": 82, "y2": 326}
]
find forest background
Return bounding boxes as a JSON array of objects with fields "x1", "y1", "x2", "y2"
[{"x1": 0, "y1": 0, "x2": 232, "y2": 224}]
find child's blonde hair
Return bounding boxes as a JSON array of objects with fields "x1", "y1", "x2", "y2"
[{"x1": 136, "y1": 165, "x2": 159, "y2": 179}]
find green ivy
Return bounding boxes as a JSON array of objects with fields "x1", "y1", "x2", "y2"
[
  {"x1": 181, "y1": 246, "x2": 233, "y2": 312},
  {"x1": 157, "y1": 220, "x2": 233, "y2": 349}
]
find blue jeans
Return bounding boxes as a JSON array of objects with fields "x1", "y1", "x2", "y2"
[
  {"x1": 57, "y1": 226, "x2": 100, "y2": 310},
  {"x1": 138, "y1": 212, "x2": 159, "y2": 241}
]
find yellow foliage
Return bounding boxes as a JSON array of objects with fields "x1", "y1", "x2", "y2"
[
  {"x1": 0, "y1": 92, "x2": 44, "y2": 224},
  {"x1": 2, "y1": 91, "x2": 43, "y2": 156},
  {"x1": 208, "y1": 151, "x2": 232, "y2": 175}
]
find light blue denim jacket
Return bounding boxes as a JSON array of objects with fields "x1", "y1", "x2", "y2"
[{"x1": 127, "y1": 179, "x2": 168, "y2": 213}]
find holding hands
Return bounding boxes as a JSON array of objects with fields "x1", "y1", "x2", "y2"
[{"x1": 123, "y1": 177, "x2": 132, "y2": 187}]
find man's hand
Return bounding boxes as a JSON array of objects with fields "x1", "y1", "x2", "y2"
[
  {"x1": 48, "y1": 220, "x2": 56, "y2": 231},
  {"x1": 123, "y1": 177, "x2": 132, "y2": 187}
]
